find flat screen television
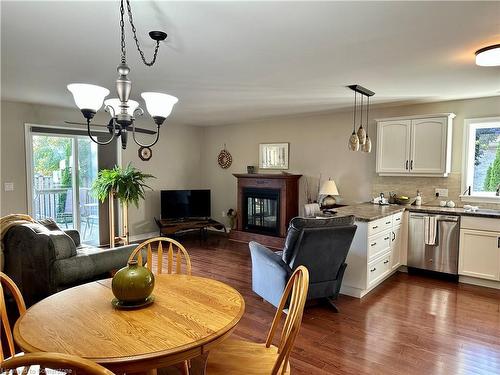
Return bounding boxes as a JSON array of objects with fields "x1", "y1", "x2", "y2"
[{"x1": 161, "y1": 189, "x2": 211, "y2": 219}]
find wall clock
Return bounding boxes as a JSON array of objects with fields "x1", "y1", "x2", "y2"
[
  {"x1": 217, "y1": 144, "x2": 232, "y2": 169},
  {"x1": 138, "y1": 146, "x2": 152, "y2": 161}
]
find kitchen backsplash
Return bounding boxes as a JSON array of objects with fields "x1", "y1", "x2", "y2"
[{"x1": 372, "y1": 172, "x2": 500, "y2": 210}]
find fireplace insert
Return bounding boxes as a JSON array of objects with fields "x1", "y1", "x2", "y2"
[{"x1": 242, "y1": 187, "x2": 280, "y2": 236}]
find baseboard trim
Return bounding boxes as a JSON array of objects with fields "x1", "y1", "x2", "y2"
[{"x1": 459, "y1": 275, "x2": 500, "y2": 290}]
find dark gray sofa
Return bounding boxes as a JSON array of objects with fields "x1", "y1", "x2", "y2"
[
  {"x1": 3, "y1": 220, "x2": 137, "y2": 306},
  {"x1": 249, "y1": 215, "x2": 357, "y2": 311}
]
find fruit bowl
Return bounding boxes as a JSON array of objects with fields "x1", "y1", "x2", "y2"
[{"x1": 394, "y1": 196, "x2": 411, "y2": 205}]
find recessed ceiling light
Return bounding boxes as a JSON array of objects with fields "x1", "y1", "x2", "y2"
[{"x1": 475, "y1": 44, "x2": 500, "y2": 66}]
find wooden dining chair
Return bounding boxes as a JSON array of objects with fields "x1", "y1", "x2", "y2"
[
  {"x1": 1, "y1": 272, "x2": 27, "y2": 362},
  {"x1": 206, "y1": 266, "x2": 309, "y2": 375},
  {"x1": 128, "y1": 237, "x2": 192, "y2": 275},
  {"x1": 1, "y1": 352, "x2": 115, "y2": 374}
]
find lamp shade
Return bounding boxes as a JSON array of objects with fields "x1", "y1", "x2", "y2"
[
  {"x1": 319, "y1": 179, "x2": 339, "y2": 196},
  {"x1": 104, "y1": 98, "x2": 139, "y2": 116},
  {"x1": 475, "y1": 44, "x2": 500, "y2": 66},
  {"x1": 67, "y1": 83, "x2": 110, "y2": 112},
  {"x1": 141, "y1": 92, "x2": 178, "y2": 119}
]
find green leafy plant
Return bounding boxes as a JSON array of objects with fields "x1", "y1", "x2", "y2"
[{"x1": 92, "y1": 163, "x2": 155, "y2": 208}]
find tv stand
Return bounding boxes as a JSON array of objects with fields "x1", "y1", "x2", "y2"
[{"x1": 154, "y1": 217, "x2": 226, "y2": 237}]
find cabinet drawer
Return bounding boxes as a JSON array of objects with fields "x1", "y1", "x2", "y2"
[
  {"x1": 367, "y1": 216, "x2": 393, "y2": 236},
  {"x1": 461, "y1": 216, "x2": 500, "y2": 232},
  {"x1": 392, "y1": 212, "x2": 403, "y2": 226},
  {"x1": 368, "y1": 231, "x2": 392, "y2": 260},
  {"x1": 368, "y1": 254, "x2": 391, "y2": 287}
]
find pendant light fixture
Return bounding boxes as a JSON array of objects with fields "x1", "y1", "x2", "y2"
[
  {"x1": 347, "y1": 84, "x2": 375, "y2": 153},
  {"x1": 348, "y1": 91, "x2": 360, "y2": 151},
  {"x1": 67, "y1": 0, "x2": 178, "y2": 149},
  {"x1": 362, "y1": 96, "x2": 372, "y2": 153},
  {"x1": 356, "y1": 94, "x2": 366, "y2": 145}
]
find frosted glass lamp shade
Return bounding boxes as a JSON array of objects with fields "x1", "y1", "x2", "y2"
[
  {"x1": 319, "y1": 179, "x2": 339, "y2": 196},
  {"x1": 141, "y1": 92, "x2": 178, "y2": 121},
  {"x1": 348, "y1": 131, "x2": 360, "y2": 151},
  {"x1": 67, "y1": 84, "x2": 110, "y2": 112},
  {"x1": 357, "y1": 125, "x2": 366, "y2": 145},
  {"x1": 475, "y1": 44, "x2": 500, "y2": 66},
  {"x1": 362, "y1": 135, "x2": 372, "y2": 153},
  {"x1": 104, "y1": 98, "x2": 139, "y2": 116}
]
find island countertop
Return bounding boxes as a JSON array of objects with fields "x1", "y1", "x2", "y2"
[
  {"x1": 334, "y1": 203, "x2": 500, "y2": 222},
  {"x1": 335, "y1": 203, "x2": 405, "y2": 222}
]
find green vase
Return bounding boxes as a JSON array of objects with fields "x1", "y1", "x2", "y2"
[{"x1": 112, "y1": 260, "x2": 155, "y2": 303}]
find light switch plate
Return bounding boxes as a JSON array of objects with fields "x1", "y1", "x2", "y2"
[
  {"x1": 435, "y1": 188, "x2": 448, "y2": 197},
  {"x1": 4, "y1": 182, "x2": 14, "y2": 191}
]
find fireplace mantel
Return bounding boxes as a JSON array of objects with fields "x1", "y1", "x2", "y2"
[{"x1": 233, "y1": 173, "x2": 302, "y2": 239}]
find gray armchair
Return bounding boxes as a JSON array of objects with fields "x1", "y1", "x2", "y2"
[
  {"x1": 3, "y1": 219, "x2": 138, "y2": 306},
  {"x1": 250, "y1": 215, "x2": 357, "y2": 312}
]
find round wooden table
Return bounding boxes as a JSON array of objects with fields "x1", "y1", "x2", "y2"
[{"x1": 14, "y1": 274, "x2": 245, "y2": 374}]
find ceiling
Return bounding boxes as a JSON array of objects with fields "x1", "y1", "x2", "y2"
[{"x1": 1, "y1": 1, "x2": 499, "y2": 126}]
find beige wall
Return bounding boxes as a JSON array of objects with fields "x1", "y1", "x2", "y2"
[
  {"x1": 0, "y1": 100, "x2": 204, "y2": 237},
  {"x1": 200, "y1": 96, "x2": 500, "y2": 220}
]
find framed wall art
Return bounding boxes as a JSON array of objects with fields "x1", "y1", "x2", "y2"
[{"x1": 259, "y1": 142, "x2": 289, "y2": 170}]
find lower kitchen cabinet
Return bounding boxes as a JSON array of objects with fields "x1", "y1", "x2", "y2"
[
  {"x1": 341, "y1": 211, "x2": 406, "y2": 298},
  {"x1": 459, "y1": 229, "x2": 500, "y2": 281}
]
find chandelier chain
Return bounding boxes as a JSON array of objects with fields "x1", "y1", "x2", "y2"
[
  {"x1": 125, "y1": 0, "x2": 160, "y2": 67},
  {"x1": 120, "y1": 0, "x2": 126, "y2": 64}
]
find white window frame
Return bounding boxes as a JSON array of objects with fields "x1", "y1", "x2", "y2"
[{"x1": 461, "y1": 117, "x2": 500, "y2": 203}]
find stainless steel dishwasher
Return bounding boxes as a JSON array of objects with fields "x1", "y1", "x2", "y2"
[{"x1": 408, "y1": 213, "x2": 460, "y2": 275}]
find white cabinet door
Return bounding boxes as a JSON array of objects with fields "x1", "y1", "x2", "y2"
[
  {"x1": 376, "y1": 120, "x2": 411, "y2": 174},
  {"x1": 390, "y1": 225, "x2": 402, "y2": 271},
  {"x1": 410, "y1": 117, "x2": 448, "y2": 174},
  {"x1": 458, "y1": 229, "x2": 500, "y2": 281}
]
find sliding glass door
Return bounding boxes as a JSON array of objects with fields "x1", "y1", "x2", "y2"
[{"x1": 30, "y1": 133, "x2": 99, "y2": 245}]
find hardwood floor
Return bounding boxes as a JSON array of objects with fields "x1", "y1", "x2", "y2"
[{"x1": 171, "y1": 233, "x2": 500, "y2": 375}]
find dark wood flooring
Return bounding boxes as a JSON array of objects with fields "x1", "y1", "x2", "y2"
[{"x1": 175, "y1": 233, "x2": 500, "y2": 375}]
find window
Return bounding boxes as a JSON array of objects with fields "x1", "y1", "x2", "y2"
[{"x1": 463, "y1": 117, "x2": 500, "y2": 201}]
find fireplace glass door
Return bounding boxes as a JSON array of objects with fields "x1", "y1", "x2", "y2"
[{"x1": 243, "y1": 188, "x2": 280, "y2": 235}]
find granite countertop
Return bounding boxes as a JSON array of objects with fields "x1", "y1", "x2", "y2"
[
  {"x1": 335, "y1": 203, "x2": 405, "y2": 222},
  {"x1": 334, "y1": 203, "x2": 500, "y2": 222}
]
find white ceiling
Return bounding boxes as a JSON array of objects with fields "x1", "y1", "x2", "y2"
[{"x1": 1, "y1": 1, "x2": 500, "y2": 126}]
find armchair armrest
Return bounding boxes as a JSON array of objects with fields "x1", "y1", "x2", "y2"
[{"x1": 249, "y1": 241, "x2": 292, "y2": 308}]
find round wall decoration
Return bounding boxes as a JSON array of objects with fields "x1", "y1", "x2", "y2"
[
  {"x1": 217, "y1": 144, "x2": 232, "y2": 169},
  {"x1": 138, "y1": 146, "x2": 152, "y2": 161}
]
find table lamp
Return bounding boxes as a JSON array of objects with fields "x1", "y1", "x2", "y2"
[{"x1": 319, "y1": 179, "x2": 339, "y2": 209}]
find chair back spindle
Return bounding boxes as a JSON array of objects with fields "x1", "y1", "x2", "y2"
[{"x1": 128, "y1": 237, "x2": 191, "y2": 275}]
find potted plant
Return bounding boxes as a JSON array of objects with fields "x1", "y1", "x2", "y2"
[{"x1": 92, "y1": 163, "x2": 155, "y2": 246}]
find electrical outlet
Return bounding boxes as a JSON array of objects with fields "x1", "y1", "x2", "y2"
[
  {"x1": 221, "y1": 210, "x2": 226, "y2": 218},
  {"x1": 435, "y1": 188, "x2": 448, "y2": 197},
  {"x1": 4, "y1": 182, "x2": 14, "y2": 191}
]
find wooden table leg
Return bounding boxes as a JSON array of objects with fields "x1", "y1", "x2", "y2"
[{"x1": 188, "y1": 352, "x2": 209, "y2": 375}]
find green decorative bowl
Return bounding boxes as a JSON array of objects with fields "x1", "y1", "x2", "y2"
[{"x1": 111, "y1": 260, "x2": 155, "y2": 304}]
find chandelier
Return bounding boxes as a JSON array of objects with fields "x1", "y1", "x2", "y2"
[
  {"x1": 347, "y1": 85, "x2": 374, "y2": 153},
  {"x1": 67, "y1": 0, "x2": 178, "y2": 149}
]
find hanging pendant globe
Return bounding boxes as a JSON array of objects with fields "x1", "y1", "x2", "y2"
[
  {"x1": 348, "y1": 131, "x2": 360, "y2": 151},
  {"x1": 357, "y1": 125, "x2": 366, "y2": 145},
  {"x1": 362, "y1": 135, "x2": 372, "y2": 153}
]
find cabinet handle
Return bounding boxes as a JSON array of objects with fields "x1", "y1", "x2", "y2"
[
  {"x1": 372, "y1": 225, "x2": 378, "y2": 229},
  {"x1": 370, "y1": 242, "x2": 377, "y2": 247},
  {"x1": 370, "y1": 268, "x2": 376, "y2": 272},
  {"x1": 498, "y1": 237, "x2": 500, "y2": 248},
  {"x1": 386, "y1": 221, "x2": 391, "y2": 225},
  {"x1": 383, "y1": 260, "x2": 389, "y2": 264},
  {"x1": 396, "y1": 217, "x2": 401, "y2": 221},
  {"x1": 384, "y1": 236, "x2": 390, "y2": 241},
  {"x1": 392, "y1": 232, "x2": 396, "y2": 241},
  {"x1": 405, "y1": 160, "x2": 409, "y2": 170},
  {"x1": 410, "y1": 160, "x2": 414, "y2": 170}
]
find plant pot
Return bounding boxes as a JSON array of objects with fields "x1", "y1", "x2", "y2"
[{"x1": 112, "y1": 260, "x2": 155, "y2": 304}]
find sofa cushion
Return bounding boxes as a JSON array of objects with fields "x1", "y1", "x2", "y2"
[
  {"x1": 52, "y1": 244, "x2": 138, "y2": 286},
  {"x1": 282, "y1": 215, "x2": 355, "y2": 264},
  {"x1": 36, "y1": 218, "x2": 61, "y2": 231},
  {"x1": 47, "y1": 231, "x2": 78, "y2": 259}
]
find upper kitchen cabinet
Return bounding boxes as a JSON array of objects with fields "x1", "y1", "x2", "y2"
[{"x1": 376, "y1": 114, "x2": 455, "y2": 177}]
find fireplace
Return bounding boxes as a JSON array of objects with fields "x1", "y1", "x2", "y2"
[
  {"x1": 232, "y1": 174, "x2": 301, "y2": 243},
  {"x1": 243, "y1": 188, "x2": 280, "y2": 235}
]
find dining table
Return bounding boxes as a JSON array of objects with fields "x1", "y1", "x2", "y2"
[{"x1": 13, "y1": 274, "x2": 245, "y2": 374}]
